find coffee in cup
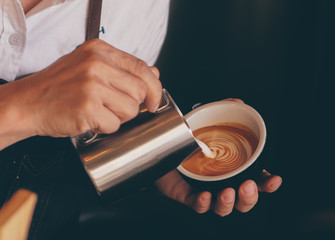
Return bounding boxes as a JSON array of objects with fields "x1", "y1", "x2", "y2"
[
  {"x1": 177, "y1": 100, "x2": 266, "y2": 190},
  {"x1": 181, "y1": 122, "x2": 259, "y2": 176}
]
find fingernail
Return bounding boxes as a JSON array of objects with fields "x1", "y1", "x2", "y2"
[{"x1": 243, "y1": 182, "x2": 256, "y2": 196}]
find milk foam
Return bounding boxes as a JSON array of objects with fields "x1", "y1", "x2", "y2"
[{"x1": 195, "y1": 138, "x2": 215, "y2": 159}]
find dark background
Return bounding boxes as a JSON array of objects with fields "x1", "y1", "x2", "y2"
[{"x1": 155, "y1": 0, "x2": 335, "y2": 239}]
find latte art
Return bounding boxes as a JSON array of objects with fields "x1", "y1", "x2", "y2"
[{"x1": 181, "y1": 123, "x2": 259, "y2": 176}]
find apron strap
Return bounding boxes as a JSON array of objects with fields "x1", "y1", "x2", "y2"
[{"x1": 86, "y1": 0, "x2": 103, "y2": 41}]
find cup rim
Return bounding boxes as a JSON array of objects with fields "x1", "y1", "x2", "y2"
[{"x1": 176, "y1": 100, "x2": 266, "y2": 182}]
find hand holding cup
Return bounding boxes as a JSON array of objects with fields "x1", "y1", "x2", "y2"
[{"x1": 156, "y1": 99, "x2": 282, "y2": 216}]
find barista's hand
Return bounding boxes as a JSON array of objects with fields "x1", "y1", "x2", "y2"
[
  {"x1": 155, "y1": 98, "x2": 281, "y2": 216},
  {"x1": 155, "y1": 169, "x2": 282, "y2": 216},
  {"x1": 0, "y1": 39, "x2": 162, "y2": 148}
]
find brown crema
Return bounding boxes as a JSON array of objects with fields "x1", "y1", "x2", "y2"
[{"x1": 181, "y1": 122, "x2": 259, "y2": 176}]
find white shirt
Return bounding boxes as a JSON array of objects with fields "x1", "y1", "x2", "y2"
[{"x1": 0, "y1": 0, "x2": 170, "y2": 81}]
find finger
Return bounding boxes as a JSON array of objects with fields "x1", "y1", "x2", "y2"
[
  {"x1": 79, "y1": 40, "x2": 162, "y2": 112},
  {"x1": 132, "y1": 62, "x2": 162, "y2": 113},
  {"x1": 213, "y1": 188, "x2": 236, "y2": 217},
  {"x1": 155, "y1": 170, "x2": 191, "y2": 204},
  {"x1": 100, "y1": 85, "x2": 140, "y2": 123},
  {"x1": 92, "y1": 107, "x2": 121, "y2": 134},
  {"x1": 185, "y1": 191, "x2": 212, "y2": 214},
  {"x1": 105, "y1": 68, "x2": 148, "y2": 105},
  {"x1": 80, "y1": 58, "x2": 148, "y2": 106},
  {"x1": 257, "y1": 169, "x2": 282, "y2": 193},
  {"x1": 235, "y1": 180, "x2": 258, "y2": 213},
  {"x1": 150, "y1": 66, "x2": 160, "y2": 79},
  {"x1": 106, "y1": 47, "x2": 162, "y2": 112}
]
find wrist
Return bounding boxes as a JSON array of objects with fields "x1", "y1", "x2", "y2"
[{"x1": 0, "y1": 81, "x2": 38, "y2": 150}]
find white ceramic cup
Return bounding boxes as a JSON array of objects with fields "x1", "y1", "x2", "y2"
[{"x1": 177, "y1": 100, "x2": 266, "y2": 185}]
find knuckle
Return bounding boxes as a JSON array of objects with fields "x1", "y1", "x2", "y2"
[
  {"x1": 122, "y1": 99, "x2": 139, "y2": 121},
  {"x1": 195, "y1": 206, "x2": 208, "y2": 214},
  {"x1": 216, "y1": 195, "x2": 234, "y2": 217},
  {"x1": 133, "y1": 80, "x2": 147, "y2": 103},
  {"x1": 75, "y1": 118, "x2": 90, "y2": 134},
  {"x1": 194, "y1": 198, "x2": 210, "y2": 214},
  {"x1": 82, "y1": 39, "x2": 103, "y2": 51},
  {"x1": 78, "y1": 46, "x2": 106, "y2": 76},
  {"x1": 134, "y1": 59, "x2": 149, "y2": 76},
  {"x1": 83, "y1": 56, "x2": 102, "y2": 77},
  {"x1": 153, "y1": 66, "x2": 160, "y2": 75},
  {"x1": 150, "y1": 66, "x2": 160, "y2": 78},
  {"x1": 242, "y1": 197, "x2": 258, "y2": 207},
  {"x1": 96, "y1": 115, "x2": 121, "y2": 134}
]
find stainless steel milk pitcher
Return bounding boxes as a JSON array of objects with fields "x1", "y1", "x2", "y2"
[{"x1": 71, "y1": 89, "x2": 198, "y2": 199}]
